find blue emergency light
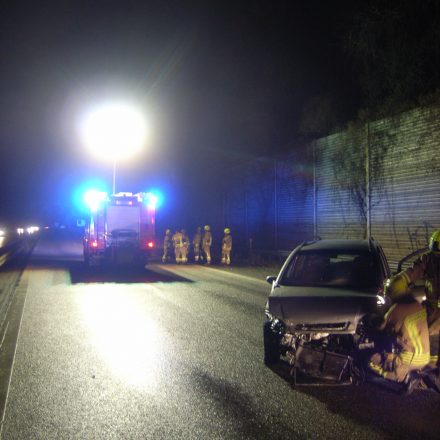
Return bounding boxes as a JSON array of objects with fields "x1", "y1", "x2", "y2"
[
  {"x1": 144, "y1": 189, "x2": 163, "y2": 209},
  {"x1": 144, "y1": 192, "x2": 158, "y2": 209},
  {"x1": 84, "y1": 190, "x2": 108, "y2": 212}
]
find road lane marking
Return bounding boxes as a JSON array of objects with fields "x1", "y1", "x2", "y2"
[
  {"x1": 0, "y1": 273, "x2": 29, "y2": 438},
  {"x1": 202, "y1": 266, "x2": 269, "y2": 285},
  {"x1": 180, "y1": 264, "x2": 269, "y2": 286},
  {"x1": 0, "y1": 323, "x2": 9, "y2": 351},
  {"x1": 149, "y1": 264, "x2": 269, "y2": 286}
]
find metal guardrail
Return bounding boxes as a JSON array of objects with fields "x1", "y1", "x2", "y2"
[
  {"x1": 0, "y1": 238, "x2": 36, "y2": 337},
  {"x1": 0, "y1": 239, "x2": 27, "y2": 268}
]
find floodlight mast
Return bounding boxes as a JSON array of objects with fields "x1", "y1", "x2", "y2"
[{"x1": 113, "y1": 158, "x2": 116, "y2": 195}]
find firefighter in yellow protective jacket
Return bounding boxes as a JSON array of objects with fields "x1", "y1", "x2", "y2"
[
  {"x1": 181, "y1": 229, "x2": 189, "y2": 264},
  {"x1": 172, "y1": 230, "x2": 184, "y2": 264},
  {"x1": 369, "y1": 292, "x2": 430, "y2": 384},
  {"x1": 193, "y1": 226, "x2": 202, "y2": 262},
  {"x1": 388, "y1": 230, "x2": 440, "y2": 372},
  {"x1": 162, "y1": 229, "x2": 172, "y2": 263},
  {"x1": 221, "y1": 228, "x2": 232, "y2": 265},
  {"x1": 202, "y1": 225, "x2": 212, "y2": 264}
]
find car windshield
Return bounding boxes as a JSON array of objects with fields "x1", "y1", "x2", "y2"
[{"x1": 281, "y1": 249, "x2": 378, "y2": 290}]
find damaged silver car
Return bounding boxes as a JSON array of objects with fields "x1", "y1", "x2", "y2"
[{"x1": 264, "y1": 239, "x2": 391, "y2": 385}]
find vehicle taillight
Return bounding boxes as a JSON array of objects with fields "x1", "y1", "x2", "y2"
[
  {"x1": 91, "y1": 240, "x2": 98, "y2": 248},
  {"x1": 147, "y1": 241, "x2": 154, "y2": 248}
]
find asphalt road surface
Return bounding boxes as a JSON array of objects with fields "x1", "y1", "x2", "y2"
[{"x1": 0, "y1": 231, "x2": 439, "y2": 439}]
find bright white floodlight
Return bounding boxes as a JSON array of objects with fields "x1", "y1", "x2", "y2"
[
  {"x1": 81, "y1": 103, "x2": 147, "y2": 161},
  {"x1": 81, "y1": 102, "x2": 148, "y2": 193}
]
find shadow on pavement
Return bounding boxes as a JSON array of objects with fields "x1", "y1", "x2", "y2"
[
  {"x1": 267, "y1": 360, "x2": 440, "y2": 439},
  {"x1": 27, "y1": 259, "x2": 193, "y2": 285},
  {"x1": 187, "y1": 367, "x2": 293, "y2": 440}
]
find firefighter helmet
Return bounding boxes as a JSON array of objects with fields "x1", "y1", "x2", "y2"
[
  {"x1": 386, "y1": 272, "x2": 411, "y2": 300},
  {"x1": 204, "y1": 225, "x2": 210, "y2": 231},
  {"x1": 224, "y1": 228, "x2": 230, "y2": 234},
  {"x1": 429, "y1": 230, "x2": 440, "y2": 253}
]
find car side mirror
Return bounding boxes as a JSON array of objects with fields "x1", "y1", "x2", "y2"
[{"x1": 266, "y1": 275, "x2": 277, "y2": 285}]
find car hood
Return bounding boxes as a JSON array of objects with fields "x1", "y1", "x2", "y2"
[{"x1": 266, "y1": 285, "x2": 378, "y2": 333}]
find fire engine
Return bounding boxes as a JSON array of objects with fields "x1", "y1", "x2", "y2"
[{"x1": 83, "y1": 191, "x2": 156, "y2": 266}]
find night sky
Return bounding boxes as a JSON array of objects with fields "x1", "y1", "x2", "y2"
[{"x1": 0, "y1": 1, "x2": 368, "y2": 225}]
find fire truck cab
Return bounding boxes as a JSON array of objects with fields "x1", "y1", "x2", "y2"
[{"x1": 83, "y1": 191, "x2": 156, "y2": 266}]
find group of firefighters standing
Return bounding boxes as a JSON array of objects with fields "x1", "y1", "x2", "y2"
[
  {"x1": 162, "y1": 225, "x2": 232, "y2": 265},
  {"x1": 369, "y1": 229, "x2": 440, "y2": 393}
]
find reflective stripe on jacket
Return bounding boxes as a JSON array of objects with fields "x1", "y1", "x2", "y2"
[
  {"x1": 222, "y1": 234, "x2": 232, "y2": 251},
  {"x1": 380, "y1": 301, "x2": 430, "y2": 367}
]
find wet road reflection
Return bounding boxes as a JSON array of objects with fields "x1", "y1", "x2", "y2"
[{"x1": 79, "y1": 287, "x2": 166, "y2": 388}]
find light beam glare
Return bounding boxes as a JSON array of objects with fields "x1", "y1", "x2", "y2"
[
  {"x1": 145, "y1": 192, "x2": 158, "y2": 209},
  {"x1": 79, "y1": 288, "x2": 165, "y2": 388},
  {"x1": 83, "y1": 189, "x2": 108, "y2": 212},
  {"x1": 81, "y1": 103, "x2": 148, "y2": 161}
]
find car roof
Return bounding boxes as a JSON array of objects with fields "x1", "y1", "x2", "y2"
[{"x1": 299, "y1": 239, "x2": 375, "y2": 253}]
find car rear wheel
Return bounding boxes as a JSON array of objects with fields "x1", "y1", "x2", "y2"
[{"x1": 263, "y1": 321, "x2": 280, "y2": 366}]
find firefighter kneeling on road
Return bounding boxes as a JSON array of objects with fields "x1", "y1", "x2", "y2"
[
  {"x1": 368, "y1": 287, "x2": 430, "y2": 393},
  {"x1": 374, "y1": 229, "x2": 440, "y2": 394},
  {"x1": 397, "y1": 230, "x2": 440, "y2": 374},
  {"x1": 221, "y1": 228, "x2": 232, "y2": 265}
]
